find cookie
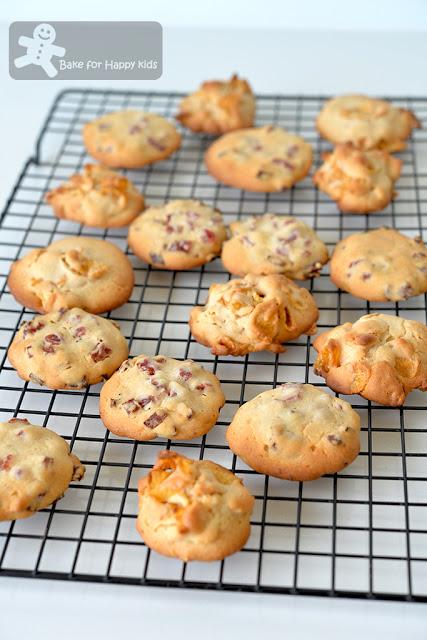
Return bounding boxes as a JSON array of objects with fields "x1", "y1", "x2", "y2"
[
  {"x1": 227, "y1": 383, "x2": 360, "y2": 481},
  {"x1": 128, "y1": 199, "x2": 227, "y2": 270},
  {"x1": 189, "y1": 273, "x2": 318, "y2": 356},
  {"x1": 8, "y1": 308, "x2": 128, "y2": 390},
  {"x1": 137, "y1": 450, "x2": 254, "y2": 561},
  {"x1": 176, "y1": 74, "x2": 255, "y2": 135},
  {"x1": 46, "y1": 164, "x2": 145, "y2": 228},
  {"x1": 313, "y1": 143, "x2": 402, "y2": 214},
  {"x1": 205, "y1": 125, "x2": 312, "y2": 192},
  {"x1": 8, "y1": 237, "x2": 134, "y2": 314},
  {"x1": 221, "y1": 213, "x2": 329, "y2": 279},
  {"x1": 83, "y1": 110, "x2": 181, "y2": 168},
  {"x1": 99, "y1": 354, "x2": 225, "y2": 441},
  {"x1": 0, "y1": 418, "x2": 84, "y2": 521},
  {"x1": 330, "y1": 228, "x2": 427, "y2": 302},
  {"x1": 313, "y1": 313, "x2": 427, "y2": 406},
  {"x1": 316, "y1": 95, "x2": 421, "y2": 152}
]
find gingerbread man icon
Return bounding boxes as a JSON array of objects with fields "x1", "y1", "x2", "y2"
[{"x1": 14, "y1": 23, "x2": 65, "y2": 78}]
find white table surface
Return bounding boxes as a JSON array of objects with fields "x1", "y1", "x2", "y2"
[{"x1": 1, "y1": 22, "x2": 427, "y2": 639}]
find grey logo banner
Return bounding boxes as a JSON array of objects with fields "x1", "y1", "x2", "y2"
[{"x1": 9, "y1": 21, "x2": 162, "y2": 80}]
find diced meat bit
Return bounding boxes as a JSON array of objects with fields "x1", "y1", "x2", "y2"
[
  {"x1": 287, "y1": 144, "x2": 299, "y2": 157},
  {"x1": 195, "y1": 382, "x2": 211, "y2": 391},
  {"x1": 0, "y1": 454, "x2": 13, "y2": 471},
  {"x1": 9, "y1": 417, "x2": 29, "y2": 425},
  {"x1": 283, "y1": 231, "x2": 299, "y2": 243},
  {"x1": 144, "y1": 412, "x2": 167, "y2": 429},
  {"x1": 179, "y1": 368, "x2": 192, "y2": 381},
  {"x1": 151, "y1": 379, "x2": 168, "y2": 393},
  {"x1": 147, "y1": 137, "x2": 166, "y2": 151},
  {"x1": 91, "y1": 342, "x2": 112, "y2": 363},
  {"x1": 149, "y1": 252, "x2": 165, "y2": 265},
  {"x1": 43, "y1": 456, "x2": 54, "y2": 467},
  {"x1": 42, "y1": 333, "x2": 62, "y2": 354},
  {"x1": 129, "y1": 124, "x2": 143, "y2": 134},
  {"x1": 327, "y1": 434, "x2": 342, "y2": 445},
  {"x1": 122, "y1": 398, "x2": 141, "y2": 414},
  {"x1": 29, "y1": 373, "x2": 44, "y2": 387},
  {"x1": 202, "y1": 228, "x2": 216, "y2": 243},
  {"x1": 361, "y1": 272, "x2": 372, "y2": 281},
  {"x1": 241, "y1": 235, "x2": 255, "y2": 247},
  {"x1": 348, "y1": 259, "x2": 363, "y2": 268},
  {"x1": 138, "y1": 396, "x2": 155, "y2": 409},
  {"x1": 399, "y1": 283, "x2": 414, "y2": 299},
  {"x1": 272, "y1": 158, "x2": 295, "y2": 170},
  {"x1": 74, "y1": 326, "x2": 86, "y2": 339},
  {"x1": 137, "y1": 358, "x2": 157, "y2": 376},
  {"x1": 22, "y1": 321, "x2": 45, "y2": 338},
  {"x1": 168, "y1": 240, "x2": 193, "y2": 253}
]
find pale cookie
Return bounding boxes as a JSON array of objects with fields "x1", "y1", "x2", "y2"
[
  {"x1": 221, "y1": 213, "x2": 329, "y2": 279},
  {"x1": 205, "y1": 125, "x2": 312, "y2": 192},
  {"x1": 313, "y1": 143, "x2": 402, "y2": 214},
  {"x1": 330, "y1": 228, "x2": 427, "y2": 302},
  {"x1": 8, "y1": 237, "x2": 134, "y2": 314},
  {"x1": 313, "y1": 313, "x2": 427, "y2": 406},
  {"x1": 227, "y1": 383, "x2": 360, "y2": 481},
  {"x1": 0, "y1": 418, "x2": 84, "y2": 521},
  {"x1": 46, "y1": 164, "x2": 145, "y2": 228},
  {"x1": 8, "y1": 308, "x2": 128, "y2": 390},
  {"x1": 137, "y1": 450, "x2": 254, "y2": 561},
  {"x1": 189, "y1": 273, "x2": 318, "y2": 356},
  {"x1": 176, "y1": 74, "x2": 255, "y2": 135},
  {"x1": 128, "y1": 199, "x2": 227, "y2": 270},
  {"x1": 316, "y1": 95, "x2": 421, "y2": 152},
  {"x1": 99, "y1": 355, "x2": 225, "y2": 441},
  {"x1": 83, "y1": 110, "x2": 181, "y2": 168}
]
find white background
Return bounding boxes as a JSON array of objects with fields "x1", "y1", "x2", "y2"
[{"x1": 1, "y1": 1, "x2": 427, "y2": 638}]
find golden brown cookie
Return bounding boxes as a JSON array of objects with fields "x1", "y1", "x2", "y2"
[
  {"x1": 316, "y1": 95, "x2": 421, "y2": 152},
  {"x1": 330, "y1": 228, "x2": 427, "y2": 301},
  {"x1": 8, "y1": 308, "x2": 128, "y2": 390},
  {"x1": 313, "y1": 143, "x2": 402, "y2": 213},
  {"x1": 8, "y1": 237, "x2": 134, "y2": 314},
  {"x1": 128, "y1": 199, "x2": 227, "y2": 270},
  {"x1": 227, "y1": 383, "x2": 360, "y2": 481},
  {"x1": 0, "y1": 418, "x2": 84, "y2": 521},
  {"x1": 176, "y1": 74, "x2": 255, "y2": 135},
  {"x1": 99, "y1": 354, "x2": 225, "y2": 441},
  {"x1": 313, "y1": 313, "x2": 427, "y2": 406},
  {"x1": 221, "y1": 213, "x2": 329, "y2": 279},
  {"x1": 205, "y1": 125, "x2": 312, "y2": 192},
  {"x1": 46, "y1": 164, "x2": 145, "y2": 228},
  {"x1": 83, "y1": 110, "x2": 181, "y2": 168},
  {"x1": 189, "y1": 273, "x2": 318, "y2": 356},
  {"x1": 137, "y1": 450, "x2": 254, "y2": 561}
]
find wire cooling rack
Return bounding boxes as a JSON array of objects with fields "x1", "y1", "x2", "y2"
[{"x1": 0, "y1": 90, "x2": 427, "y2": 602}]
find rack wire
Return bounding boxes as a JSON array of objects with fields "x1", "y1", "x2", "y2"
[{"x1": 0, "y1": 90, "x2": 427, "y2": 601}]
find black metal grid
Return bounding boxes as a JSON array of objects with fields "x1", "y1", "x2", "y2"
[{"x1": 0, "y1": 89, "x2": 427, "y2": 602}]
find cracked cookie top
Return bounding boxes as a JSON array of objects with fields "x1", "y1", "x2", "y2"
[
  {"x1": 313, "y1": 313, "x2": 427, "y2": 406},
  {"x1": 189, "y1": 273, "x2": 318, "y2": 356},
  {"x1": 137, "y1": 450, "x2": 254, "y2": 561}
]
